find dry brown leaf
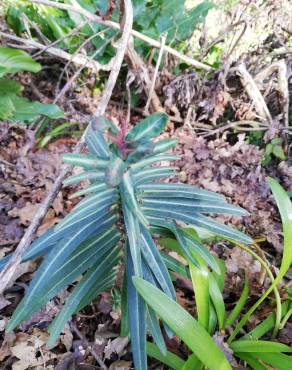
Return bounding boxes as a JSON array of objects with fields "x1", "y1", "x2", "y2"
[
  {"x1": 8, "y1": 202, "x2": 40, "y2": 226},
  {"x1": 10, "y1": 328, "x2": 56, "y2": 370}
]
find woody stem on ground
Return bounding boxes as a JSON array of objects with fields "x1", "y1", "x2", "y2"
[{"x1": 0, "y1": 0, "x2": 134, "y2": 296}]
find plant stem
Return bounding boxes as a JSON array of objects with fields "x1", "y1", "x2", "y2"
[{"x1": 227, "y1": 242, "x2": 282, "y2": 343}]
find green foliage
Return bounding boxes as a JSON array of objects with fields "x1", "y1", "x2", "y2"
[
  {"x1": 5, "y1": 0, "x2": 214, "y2": 62},
  {"x1": 262, "y1": 137, "x2": 286, "y2": 165},
  {"x1": 0, "y1": 47, "x2": 63, "y2": 121},
  {"x1": 2, "y1": 113, "x2": 251, "y2": 369},
  {"x1": 136, "y1": 178, "x2": 292, "y2": 369}
]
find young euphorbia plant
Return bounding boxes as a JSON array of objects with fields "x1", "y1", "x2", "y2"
[{"x1": 4, "y1": 113, "x2": 252, "y2": 369}]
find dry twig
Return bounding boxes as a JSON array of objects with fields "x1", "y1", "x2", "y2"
[
  {"x1": 234, "y1": 63, "x2": 273, "y2": 124},
  {"x1": 0, "y1": 0, "x2": 134, "y2": 295}
]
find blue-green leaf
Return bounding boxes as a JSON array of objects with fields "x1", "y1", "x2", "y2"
[
  {"x1": 127, "y1": 248, "x2": 147, "y2": 370},
  {"x1": 126, "y1": 112, "x2": 168, "y2": 142}
]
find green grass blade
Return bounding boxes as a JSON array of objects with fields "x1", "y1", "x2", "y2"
[
  {"x1": 146, "y1": 342, "x2": 185, "y2": 370},
  {"x1": 229, "y1": 178, "x2": 292, "y2": 342},
  {"x1": 209, "y1": 273, "x2": 225, "y2": 329},
  {"x1": 230, "y1": 339, "x2": 292, "y2": 353},
  {"x1": 235, "y1": 352, "x2": 267, "y2": 370},
  {"x1": 225, "y1": 272, "x2": 249, "y2": 328},
  {"x1": 133, "y1": 277, "x2": 232, "y2": 370}
]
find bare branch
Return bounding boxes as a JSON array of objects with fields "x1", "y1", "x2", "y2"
[
  {"x1": 0, "y1": 31, "x2": 111, "y2": 72},
  {"x1": 0, "y1": 0, "x2": 133, "y2": 295}
]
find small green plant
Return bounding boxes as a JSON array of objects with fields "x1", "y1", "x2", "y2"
[
  {"x1": 262, "y1": 137, "x2": 286, "y2": 166},
  {"x1": 134, "y1": 177, "x2": 292, "y2": 369},
  {"x1": 0, "y1": 47, "x2": 63, "y2": 122},
  {"x1": 2, "y1": 112, "x2": 252, "y2": 369}
]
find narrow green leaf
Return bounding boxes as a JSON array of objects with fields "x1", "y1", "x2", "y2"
[
  {"x1": 127, "y1": 249, "x2": 147, "y2": 370},
  {"x1": 235, "y1": 352, "x2": 267, "y2": 370},
  {"x1": 63, "y1": 171, "x2": 104, "y2": 186},
  {"x1": 142, "y1": 197, "x2": 248, "y2": 216},
  {"x1": 147, "y1": 307, "x2": 167, "y2": 356},
  {"x1": 252, "y1": 352, "x2": 292, "y2": 370},
  {"x1": 62, "y1": 153, "x2": 109, "y2": 169},
  {"x1": 141, "y1": 224, "x2": 176, "y2": 299},
  {"x1": 190, "y1": 263, "x2": 210, "y2": 329},
  {"x1": 138, "y1": 183, "x2": 226, "y2": 202},
  {"x1": 144, "y1": 209, "x2": 252, "y2": 244},
  {"x1": 47, "y1": 247, "x2": 119, "y2": 347},
  {"x1": 182, "y1": 354, "x2": 203, "y2": 370},
  {"x1": 225, "y1": 273, "x2": 249, "y2": 328},
  {"x1": 152, "y1": 138, "x2": 177, "y2": 155},
  {"x1": 133, "y1": 277, "x2": 232, "y2": 370},
  {"x1": 243, "y1": 301, "x2": 290, "y2": 340},
  {"x1": 126, "y1": 112, "x2": 168, "y2": 142},
  {"x1": 146, "y1": 342, "x2": 185, "y2": 370},
  {"x1": 209, "y1": 273, "x2": 225, "y2": 330},
  {"x1": 130, "y1": 154, "x2": 178, "y2": 172},
  {"x1": 229, "y1": 178, "x2": 292, "y2": 341},
  {"x1": 0, "y1": 47, "x2": 41, "y2": 75},
  {"x1": 85, "y1": 120, "x2": 110, "y2": 158},
  {"x1": 230, "y1": 340, "x2": 292, "y2": 353}
]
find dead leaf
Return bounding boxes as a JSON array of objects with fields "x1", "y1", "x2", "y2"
[
  {"x1": 104, "y1": 337, "x2": 129, "y2": 359},
  {"x1": 109, "y1": 360, "x2": 132, "y2": 370},
  {"x1": 8, "y1": 202, "x2": 40, "y2": 226},
  {"x1": 10, "y1": 328, "x2": 56, "y2": 370}
]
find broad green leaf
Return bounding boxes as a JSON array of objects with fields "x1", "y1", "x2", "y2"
[
  {"x1": 182, "y1": 354, "x2": 203, "y2": 370},
  {"x1": 252, "y1": 352, "x2": 292, "y2": 370},
  {"x1": 126, "y1": 112, "x2": 168, "y2": 142},
  {"x1": 127, "y1": 249, "x2": 147, "y2": 370},
  {"x1": 230, "y1": 340, "x2": 292, "y2": 353},
  {"x1": 190, "y1": 262, "x2": 210, "y2": 329},
  {"x1": 10, "y1": 95, "x2": 64, "y2": 121},
  {"x1": 229, "y1": 178, "x2": 292, "y2": 341},
  {"x1": 146, "y1": 342, "x2": 185, "y2": 370},
  {"x1": 0, "y1": 47, "x2": 41, "y2": 76},
  {"x1": 225, "y1": 273, "x2": 249, "y2": 327},
  {"x1": 0, "y1": 94, "x2": 16, "y2": 119},
  {"x1": 133, "y1": 277, "x2": 232, "y2": 370},
  {"x1": 0, "y1": 78, "x2": 23, "y2": 93}
]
